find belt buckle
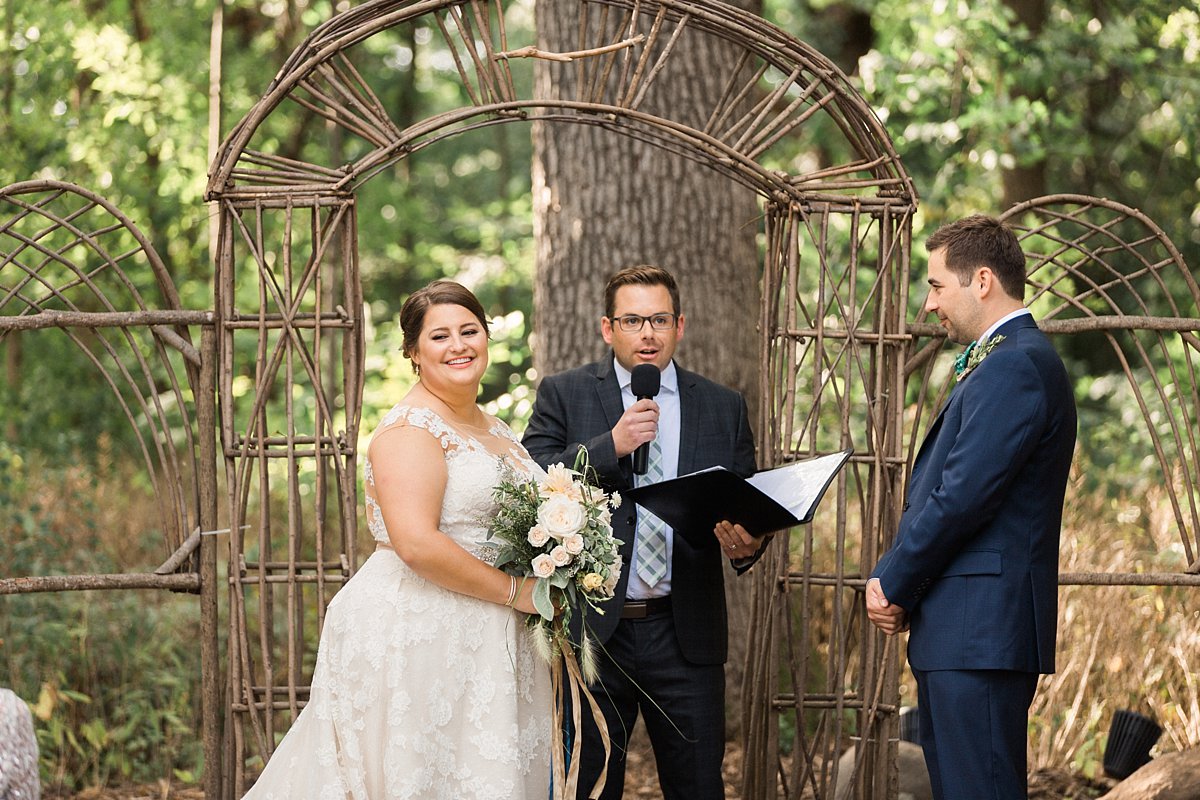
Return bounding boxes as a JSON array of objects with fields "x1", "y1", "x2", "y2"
[{"x1": 622, "y1": 600, "x2": 649, "y2": 619}]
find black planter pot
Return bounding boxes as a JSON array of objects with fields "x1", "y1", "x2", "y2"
[{"x1": 1102, "y1": 709, "x2": 1162, "y2": 780}]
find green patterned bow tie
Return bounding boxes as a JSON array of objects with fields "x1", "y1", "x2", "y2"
[
  {"x1": 953, "y1": 334, "x2": 1006, "y2": 381},
  {"x1": 953, "y1": 341, "x2": 977, "y2": 377}
]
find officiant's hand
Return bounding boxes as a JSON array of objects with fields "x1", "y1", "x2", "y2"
[
  {"x1": 714, "y1": 521, "x2": 768, "y2": 561},
  {"x1": 612, "y1": 399, "x2": 659, "y2": 458}
]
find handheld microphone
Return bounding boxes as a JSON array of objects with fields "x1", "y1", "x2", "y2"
[{"x1": 629, "y1": 363, "x2": 661, "y2": 475}]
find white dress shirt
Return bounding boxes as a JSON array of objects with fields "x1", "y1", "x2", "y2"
[{"x1": 613, "y1": 358, "x2": 680, "y2": 600}]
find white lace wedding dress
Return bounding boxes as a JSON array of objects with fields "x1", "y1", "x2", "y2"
[{"x1": 243, "y1": 405, "x2": 553, "y2": 800}]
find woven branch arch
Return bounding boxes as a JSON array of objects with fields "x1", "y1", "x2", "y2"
[
  {"x1": 205, "y1": 2, "x2": 918, "y2": 795},
  {"x1": 206, "y1": 0, "x2": 914, "y2": 203},
  {"x1": 0, "y1": 179, "x2": 223, "y2": 795},
  {"x1": 0, "y1": 180, "x2": 204, "y2": 560}
]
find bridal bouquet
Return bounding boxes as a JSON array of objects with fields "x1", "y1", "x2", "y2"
[
  {"x1": 488, "y1": 447, "x2": 623, "y2": 673},
  {"x1": 488, "y1": 447, "x2": 621, "y2": 799}
]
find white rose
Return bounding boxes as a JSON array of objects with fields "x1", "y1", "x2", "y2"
[
  {"x1": 538, "y1": 495, "x2": 587, "y2": 539},
  {"x1": 563, "y1": 533, "x2": 585, "y2": 555},
  {"x1": 603, "y1": 556, "x2": 623, "y2": 594},
  {"x1": 527, "y1": 525, "x2": 550, "y2": 547},
  {"x1": 550, "y1": 545, "x2": 572, "y2": 567},
  {"x1": 531, "y1": 554, "x2": 556, "y2": 578}
]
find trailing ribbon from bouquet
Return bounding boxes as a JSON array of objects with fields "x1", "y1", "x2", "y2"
[
  {"x1": 488, "y1": 447, "x2": 624, "y2": 800},
  {"x1": 552, "y1": 635, "x2": 611, "y2": 799}
]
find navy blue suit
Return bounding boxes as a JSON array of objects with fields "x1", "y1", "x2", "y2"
[
  {"x1": 522, "y1": 357, "x2": 758, "y2": 800},
  {"x1": 872, "y1": 315, "x2": 1076, "y2": 799}
]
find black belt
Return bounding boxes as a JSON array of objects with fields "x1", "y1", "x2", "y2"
[{"x1": 621, "y1": 595, "x2": 672, "y2": 619}]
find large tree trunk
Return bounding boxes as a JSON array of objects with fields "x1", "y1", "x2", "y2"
[
  {"x1": 532, "y1": 0, "x2": 762, "y2": 733},
  {"x1": 1001, "y1": 0, "x2": 1048, "y2": 207}
]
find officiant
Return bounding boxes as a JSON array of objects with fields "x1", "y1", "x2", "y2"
[{"x1": 523, "y1": 264, "x2": 771, "y2": 800}]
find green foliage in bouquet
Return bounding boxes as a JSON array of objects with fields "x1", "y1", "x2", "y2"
[{"x1": 487, "y1": 447, "x2": 623, "y2": 674}]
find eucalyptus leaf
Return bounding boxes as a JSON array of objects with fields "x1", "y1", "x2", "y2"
[{"x1": 532, "y1": 578, "x2": 554, "y2": 621}]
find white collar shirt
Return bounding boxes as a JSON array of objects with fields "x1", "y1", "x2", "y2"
[
  {"x1": 613, "y1": 358, "x2": 680, "y2": 599},
  {"x1": 981, "y1": 307, "x2": 1032, "y2": 343}
]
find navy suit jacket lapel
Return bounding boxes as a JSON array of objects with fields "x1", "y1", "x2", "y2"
[
  {"x1": 593, "y1": 358, "x2": 630, "y2": 483},
  {"x1": 914, "y1": 315, "x2": 1036, "y2": 467},
  {"x1": 914, "y1": 382, "x2": 959, "y2": 470}
]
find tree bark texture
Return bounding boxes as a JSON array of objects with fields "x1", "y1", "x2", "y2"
[
  {"x1": 1001, "y1": 0, "x2": 1048, "y2": 207},
  {"x1": 531, "y1": 0, "x2": 762, "y2": 402},
  {"x1": 533, "y1": 0, "x2": 764, "y2": 733}
]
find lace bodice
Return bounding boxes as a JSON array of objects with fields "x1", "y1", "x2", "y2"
[{"x1": 364, "y1": 405, "x2": 542, "y2": 559}]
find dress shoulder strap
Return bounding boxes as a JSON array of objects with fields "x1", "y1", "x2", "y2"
[{"x1": 373, "y1": 404, "x2": 469, "y2": 452}]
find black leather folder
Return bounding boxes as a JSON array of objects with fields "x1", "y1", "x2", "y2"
[{"x1": 624, "y1": 449, "x2": 853, "y2": 547}]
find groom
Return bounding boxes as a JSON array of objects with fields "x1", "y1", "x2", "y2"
[
  {"x1": 867, "y1": 215, "x2": 1077, "y2": 800},
  {"x1": 523, "y1": 264, "x2": 767, "y2": 800}
]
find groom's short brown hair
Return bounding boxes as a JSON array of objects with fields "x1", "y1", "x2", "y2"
[{"x1": 926, "y1": 214, "x2": 1027, "y2": 301}]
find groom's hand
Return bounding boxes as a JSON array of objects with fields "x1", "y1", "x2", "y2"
[
  {"x1": 612, "y1": 398, "x2": 659, "y2": 458},
  {"x1": 866, "y1": 578, "x2": 909, "y2": 634}
]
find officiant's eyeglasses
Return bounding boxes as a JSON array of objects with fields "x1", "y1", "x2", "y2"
[{"x1": 611, "y1": 313, "x2": 678, "y2": 332}]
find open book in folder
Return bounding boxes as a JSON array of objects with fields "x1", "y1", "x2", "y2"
[{"x1": 623, "y1": 449, "x2": 853, "y2": 547}]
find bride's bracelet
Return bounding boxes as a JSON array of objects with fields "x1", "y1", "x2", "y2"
[{"x1": 504, "y1": 575, "x2": 518, "y2": 607}]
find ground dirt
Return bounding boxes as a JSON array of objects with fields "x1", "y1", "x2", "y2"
[{"x1": 44, "y1": 732, "x2": 1115, "y2": 799}]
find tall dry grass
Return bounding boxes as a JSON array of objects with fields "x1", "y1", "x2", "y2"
[{"x1": 1030, "y1": 470, "x2": 1200, "y2": 775}]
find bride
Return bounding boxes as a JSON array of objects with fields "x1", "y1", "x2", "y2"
[{"x1": 243, "y1": 280, "x2": 552, "y2": 799}]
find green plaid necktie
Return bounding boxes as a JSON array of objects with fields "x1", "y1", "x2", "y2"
[{"x1": 635, "y1": 437, "x2": 669, "y2": 586}]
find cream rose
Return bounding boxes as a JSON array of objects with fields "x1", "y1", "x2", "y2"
[
  {"x1": 581, "y1": 572, "x2": 603, "y2": 592},
  {"x1": 537, "y1": 495, "x2": 587, "y2": 539},
  {"x1": 563, "y1": 533, "x2": 585, "y2": 555},
  {"x1": 527, "y1": 525, "x2": 550, "y2": 547},
  {"x1": 550, "y1": 544, "x2": 572, "y2": 567},
  {"x1": 603, "y1": 556, "x2": 623, "y2": 594},
  {"x1": 531, "y1": 554, "x2": 556, "y2": 578}
]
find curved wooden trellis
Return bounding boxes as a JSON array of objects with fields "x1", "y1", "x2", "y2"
[
  {"x1": 0, "y1": 179, "x2": 222, "y2": 795},
  {"x1": 1005, "y1": 196, "x2": 1200, "y2": 572},
  {"x1": 205, "y1": 1, "x2": 917, "y2": 797},
  {"x1": 788, "y1": 195, "x2": 1200, "y2": 800}
]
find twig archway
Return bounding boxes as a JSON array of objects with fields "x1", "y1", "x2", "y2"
[{"x1": 204, "y1": 0, "x2": 917, "y2": 796}]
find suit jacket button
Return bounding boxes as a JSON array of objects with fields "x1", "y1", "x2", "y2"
[
  {"x1": 902, "y1": 501, "x2": 911, "y2": 512},
  {"x1": 626, "y1": 515, "x2": 635, "y2": 525}
]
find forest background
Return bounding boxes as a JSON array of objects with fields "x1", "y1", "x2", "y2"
[{"x1": 1, "y1": 0, "x2": 1199, "y2": 793}]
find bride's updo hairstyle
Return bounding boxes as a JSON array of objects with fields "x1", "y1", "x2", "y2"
[{"x1": 399, "y1": 280, "x2": 491, "y2": 371}]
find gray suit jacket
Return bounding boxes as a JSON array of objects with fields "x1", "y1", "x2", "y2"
[{"x1": 522, "y1": 357, "x2": 758, "y2": 664}]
